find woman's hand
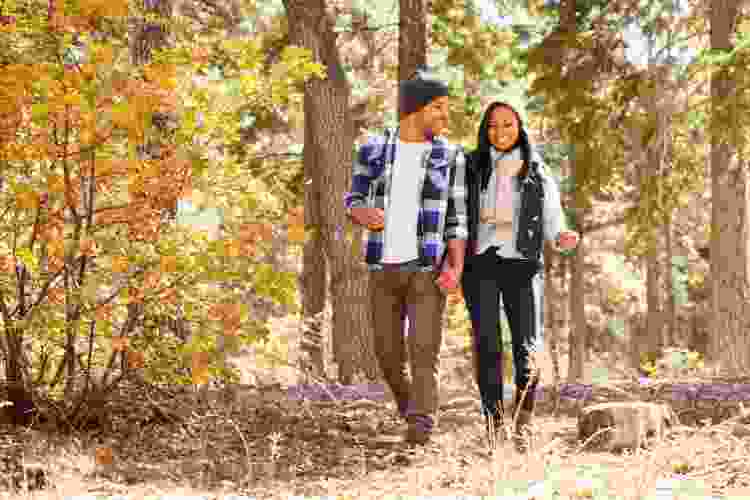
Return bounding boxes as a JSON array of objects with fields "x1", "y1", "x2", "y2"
[
  {"x1": 556, "y1": 230, "x2": 579, "y2": 250},
  {"x1": 436, "y1": 264, "x2": 461, "y2": 294}
]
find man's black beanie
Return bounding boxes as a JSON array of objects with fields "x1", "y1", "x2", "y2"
[{"x1": 399, "y1": 66, "x2": 450, "y2": 116}]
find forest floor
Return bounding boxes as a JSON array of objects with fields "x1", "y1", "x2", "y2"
[{"x1": 3, "y1": 331, "x2": 750, "y2": 499}]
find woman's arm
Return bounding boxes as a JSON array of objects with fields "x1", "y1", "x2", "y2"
[{"x1": 540, "y1": 164, "x2": 568, "y2": 242}]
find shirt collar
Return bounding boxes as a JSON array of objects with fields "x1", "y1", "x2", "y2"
[{"x1": 490, "y1": 145, "x2": 520, "y2": 161}]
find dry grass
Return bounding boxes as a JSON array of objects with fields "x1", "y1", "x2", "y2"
[{"x1": 2, "y1": 323, "x2": 749, "y2": 499}]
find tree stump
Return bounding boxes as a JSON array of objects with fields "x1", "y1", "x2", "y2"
[{"x1": 577, "y1": 401, "x2": 678, "y2": 452}]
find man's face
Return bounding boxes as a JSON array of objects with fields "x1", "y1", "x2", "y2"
[
  {"x1": 419, "y1": 96, "x2": 450, "y2": 137},
  {"x1": 488, "y1": 106, "x2": 520, "y2": 151}
]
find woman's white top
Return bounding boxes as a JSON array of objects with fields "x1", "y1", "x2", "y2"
[{"x1": 476, "y1": 146, "x2": 567, "y2": 259}]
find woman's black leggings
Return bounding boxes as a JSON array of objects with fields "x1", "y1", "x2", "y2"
[{"x1": 461, "y1": 248, "x2": 542, "y2": 418}]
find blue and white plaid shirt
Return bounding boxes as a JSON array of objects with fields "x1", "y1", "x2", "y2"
[{"x1": 345, "y1": 127, "x2": 468, "y2": 271}]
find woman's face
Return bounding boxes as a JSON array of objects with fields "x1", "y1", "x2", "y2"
[{"x1": 487, "y1": 106, "x2": 520, "y2": 152}]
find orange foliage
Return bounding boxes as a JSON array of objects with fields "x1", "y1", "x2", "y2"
[
  {"x1": 94, "y1": 446, "x2": 114, "y2": 466},
  {"x1": 127, "y1": 351, "x2": 145, "y2": 369},
  {"x1": 79, "y1": 238, "x2": 99, "y2": 257},
  {"x1": 111, "y1": 256, "x2": 129, "y2": 273},
  {"x1": 159, "y1": 255, "x2": 177, "y2": 273},
  {"x1": 0, "y1": 255, "x2": 15, "y2": 274},
  {"x1": 191, "y1": 351, "x2": 210, "y2": 385},
  {"x1": 47, "y1": 286, "x2": 65, "y2": 305},
  {"x1": 111, "y1": 336, "x2": 129, "y2": 352},
  {"x1": 95, "y1": 302, "x2": 113, "y2": 321},
  {"x1": 143, "y1": 271, "x2": 161, "y2": 290}
]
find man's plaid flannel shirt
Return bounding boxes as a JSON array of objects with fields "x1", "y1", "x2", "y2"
[{"x1": 344, "y1": 128, "x2": 468, "y2": 271}]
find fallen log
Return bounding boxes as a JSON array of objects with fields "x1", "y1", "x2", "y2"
[{"x1": 577, "y1": 401, "x2": 678, "y2": 452}]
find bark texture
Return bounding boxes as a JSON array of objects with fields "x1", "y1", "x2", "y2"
[
  {"x1": 554, "y1": 0, "x2": 587, "y2": 384},
  {"x1": 544, "y1": 244, "x2": 566, "y2": 414},
  {"x1": 664, "y1": 210, "x2": 677, "y2": 349},
  {"x1": 709, "y1": 0, "x2": 750, "y2": 373},
  {"x1": 299, "y1": 120, "x2": 327, "y2": 380},
  {"x1": 284, "y1": 0, "x2": 379, "y2": 383},
  {"x1": 567, "y1": 229, "x2": 586, "y2": 382},
  {"x1": 398, "y1": 0, "x2": 427, "y2": 117},
  {"x1": 645, "y1": 239, "x2": 664, "y2": 356}
]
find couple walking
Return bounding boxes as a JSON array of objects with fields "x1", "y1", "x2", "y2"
[{"x1": 345, "y1": 67, "x2": 579, "y2": 452}]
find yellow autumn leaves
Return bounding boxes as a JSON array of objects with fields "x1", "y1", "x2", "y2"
[
  {"x1": 215, "y1": 221, "x2": 275, "y2": 259},
  {"x1": 48, "y1": 0, "x2": 129, "y2": 32},
  {"x1": 15, "y1": 190, "x2": 39, "y2": 210},
  {"x1": 110, "y1": 255, "x2": 181, "y2": 304},
  {"x1": 191, "y1": 351, "x2": 210, "y2": 385},
  {"x1": 208, "y1": 302, "x2": 243, "y2": 337},
  {"x1": 286, "y1": 206, "x2": 305, "y2": 243}
]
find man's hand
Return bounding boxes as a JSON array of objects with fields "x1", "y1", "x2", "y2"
[
  {"x1": 435, "y1": 264, "x2": 461, "y2": 294},
  {"x1": 556, "y1": 230, "x2": 579, "y2": 250},
  {"x1": 350, "y1": 207, "x2": 385, "y2": 231}
]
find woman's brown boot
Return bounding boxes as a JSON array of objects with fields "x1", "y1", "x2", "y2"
[{"x1": 512, "y1": 372, "x2": 539, "y2": 453}]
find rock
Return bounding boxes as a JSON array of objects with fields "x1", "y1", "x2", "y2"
[
  {"x1": 346, "y1": 422, "x2": 377, "y2": 436},
  {"x1": 731, "y1": 423, "x2": 750, "y2": 438},
  {"x1": 577, "y1": 401, "x2": 678, "y2": 452}
]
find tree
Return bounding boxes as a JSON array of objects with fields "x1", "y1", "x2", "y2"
[
  {"x1": 708, "y1": 0, "x2": 750, "y2": 373},
  {"x1": 521, "y1": 0, "x2": 711, "y2": 380},
  {"x1": 554, "y1": 0, "x2": 588, "y2": 383},
  {"x1": 0, "y1": 0, "x2": 315, "y2": 426},
  {"x1": 663, "y1": 208, "x2": 677, "y2": 349},
  {"x1": 615, "y1": 1, "x2": 710, "y2": 369},
  {"x1": 284, "y1": 0, "x2": 380, "y2": 384},
  {"x1": 399, "y1": 0, "x2": 427, "y2": 116},
  {"x1": 299, "y1": 119, "x2": 327, "y2": 380},
  {"x1": 126, "y1": 0, "x2": 177, "y2": 392}
]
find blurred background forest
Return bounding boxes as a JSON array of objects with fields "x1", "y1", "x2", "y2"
[{"x1": 0, "y1": 0, "x2": 749, "y2": 430}]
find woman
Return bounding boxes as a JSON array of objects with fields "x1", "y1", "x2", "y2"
[{"x1": 462, "y1": 101, "x2": 579, "y2": 452}]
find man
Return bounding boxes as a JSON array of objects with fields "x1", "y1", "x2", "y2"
[{"x1": 345, "y1": 67, "x2": 468, "y2": 445}]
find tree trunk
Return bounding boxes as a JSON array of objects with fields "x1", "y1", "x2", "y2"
[
  {"x1": 645, "y1": 237, "x2": 663, "y2": 357},
  {"x1": 398, "y1": 0, "x2": 426, "y2": 117},
  {"x1": 560, "y1": 0, "x2": 577, "y2": 29},
  {"x1": 567, "y1": 230, "x2": 586, "y2": 382},
  {"x1": 556, "y1": 0, "x2": 585, "y2": 383},
  {"x1": 544, "y1": 244, "x2": 565, "y2": 414},
  {"x1": 709, "y1": 0, "x2": 750, "y2": 374},
  {"x1": 299, "y1": 121, "x2": 327, "y2": 380},
  {"x1": 3, "y1": 326, "x2": 35, "y2": 426},
  {"x1": 664, "y1": 209, "x2": 677, "y2": 349},
  {"x1": 284, "y1": 0, "x2": 379, "y2": 383}
]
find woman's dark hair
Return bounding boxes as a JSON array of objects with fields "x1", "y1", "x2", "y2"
[{"x1": 474, "y1": 101, "x2": 532, "y2": 191}]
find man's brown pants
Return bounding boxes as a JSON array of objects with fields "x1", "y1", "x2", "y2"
[{"x1": 370, "y1": 265, "x2": 446, "y2": 427}]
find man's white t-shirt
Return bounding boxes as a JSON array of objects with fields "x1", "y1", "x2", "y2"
[{"x1": 381, "y1": 140, "x2": 431, "y2": 264}]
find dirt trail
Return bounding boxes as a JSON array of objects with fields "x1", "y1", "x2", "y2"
[{"x1": 3, "y1": 335, "x2": 750, "y2": 498}]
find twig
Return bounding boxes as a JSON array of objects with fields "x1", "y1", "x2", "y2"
[
  {"x1": 685, "y1": 456, "x2": 750, "y2": 478},
  {"x1": 83, "y1": 320, "x2": 95, "y2": 395},
  {"x1": 226, "y1": 416, "x2": 253, "y2": 484},
  {"x1": 575, "y1": 426, "x2": 615, "y2": 453},
  {"x1": 537, "y1": 436, "x2": 563, "y2": 455}
]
